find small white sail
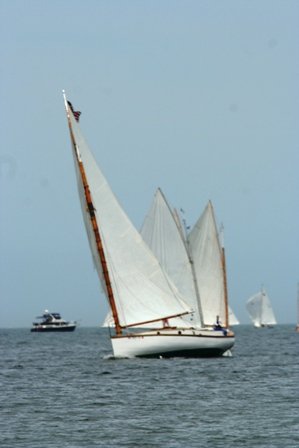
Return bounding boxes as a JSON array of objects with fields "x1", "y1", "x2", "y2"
[
  {"x1": 188, "y1": 202, "x2": 227, "y2": 326},
  {"x1": 66, "y1": 102, "x2": 191, "y2": 329},
  {"x1": 228, "y1": 307, "x2": 240, "y2": 326},
  {"x1": 246, "y1": 292, "x2": 261, "y2": 327},
  {"x1": 246, "y1": 288, "x2": 277, "y2": 327}
]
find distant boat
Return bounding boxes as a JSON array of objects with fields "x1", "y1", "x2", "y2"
[
  {"x1": 296, "y1": 283, "x2": 299, "y2": 333},
  {"x1": 246, "y1": 288, "x2": 277, "y2": 328},
  {"x1": 64, "y1": 94, "x2": 234, "y2": 357},
  {"x1": 31, "y1": 310, "x2": 76, "y2": 332}
]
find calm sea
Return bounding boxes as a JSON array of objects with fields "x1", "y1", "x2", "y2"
[{"x1": 0, "y1": 325, "x2": 298, "y2": 448}]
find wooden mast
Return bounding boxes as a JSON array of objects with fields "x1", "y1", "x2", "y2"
[
  {"x1": 63, "y1": 92, "x2": 122, "y2": 335},
  {"x1": 219, "y1": 220, "x2": 229, "y2": 329}
]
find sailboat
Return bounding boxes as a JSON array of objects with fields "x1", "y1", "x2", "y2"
[
  {"x1": 296, "y1": 283, "x2": 299, "y2": 333},
  {"x1": 246, "y1": 288, "x2": 277, "y2": 328},
  {"x1": 140, "y1": 188, "x2": 237, "y2": 333},
  {"x1": 63, "y1": 94, "x2": 235, "y2": 357}
]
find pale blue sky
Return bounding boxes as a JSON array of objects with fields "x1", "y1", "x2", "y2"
[{"x1": 0, "y1": 0, "x2": 298, "y2": 327}]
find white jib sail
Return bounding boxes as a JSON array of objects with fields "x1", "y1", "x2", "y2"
[
  {"x1": 188, "y1": 201, "x2": 226, "y2": 326},
  {"x1": 228, "y1": 307, "x2": 240, "y2": 326},
  {"x1": 141, "y1": 188, "x2": 202, "y2": 327},
  {"x1": 66, "y1": 105, "x2": 191, "y2": 328}
]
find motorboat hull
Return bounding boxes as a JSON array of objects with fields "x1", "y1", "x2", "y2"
[
  {"x1": 31, "y1": 324, "x2": 76, "y2": 332},
  {"x1": 111, "y1": 328, "x2": 234, "y2": 358}
]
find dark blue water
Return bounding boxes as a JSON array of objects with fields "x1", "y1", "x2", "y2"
[{"x1": 0, "y1": 326, "x2": 298, "y2": 447}]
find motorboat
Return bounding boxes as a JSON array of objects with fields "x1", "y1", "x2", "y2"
[{"x1": 31, "y1": 310, "x2": 76, "y2": 332}]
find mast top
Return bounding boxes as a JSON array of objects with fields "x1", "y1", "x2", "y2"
[{"x1": 62, "y1": 90, "x2": 69, "y2": 113}]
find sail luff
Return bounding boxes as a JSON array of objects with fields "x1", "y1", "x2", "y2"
[
  {"x1": 63, "y1": 93, "x2": 122, "y2": 334},
  {"x1": 77, "y1": 160, "x2": 122, "y2": 335}
]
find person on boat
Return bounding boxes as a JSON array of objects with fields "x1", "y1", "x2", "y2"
[
  {"x1": 214, "y1": 315, "x2": 222, "y2": 330},
  {"x1": 162, "y1": 318, "x2": 170, "y2": 328},
  {"x1": 214, "y1": 315, "x2": 228, "y2": 336}
]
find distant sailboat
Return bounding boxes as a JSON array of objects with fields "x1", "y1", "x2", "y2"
[
  {"x1": 64, "y1": 95, "x2": 234, "y2": 357},
  {"x1": 246, "y1": 288, "x2": 277, "y2": 328},
  {"x1": 296, "y1": 283, "x2": 299, "y2": 333},
  {"x1": 140, "y1": 188, "x2": 237, "y2": 333}
]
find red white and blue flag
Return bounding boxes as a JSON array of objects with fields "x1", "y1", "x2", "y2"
[{"x1": 67, "y1": 101, "x2": 81, "y2": 122}]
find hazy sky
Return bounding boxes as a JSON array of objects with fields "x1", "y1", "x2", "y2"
[{"x1": 1, "y1": 0, "x2": 298, "y2": 327}]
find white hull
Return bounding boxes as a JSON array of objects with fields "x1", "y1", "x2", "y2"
[
  {"x1": 253, "y1": 322, "x2": 275, "y2": 328},
  {"x1": 111, "y1": 328, "x2": 234, "y2": 358}
]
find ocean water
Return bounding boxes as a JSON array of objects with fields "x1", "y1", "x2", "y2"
[{"x1": 0, "y1": 325, "x2": 298, "y2": 448}]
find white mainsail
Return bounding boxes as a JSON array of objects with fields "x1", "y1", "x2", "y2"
[
  {"x1": 65, "y1": 98, "x2": 191, "y2": 329},
  {"x1": 188, "y1": 201, "x2": 227, "y2": 326},
  {"x1": 189, "y1": 207, "x2": 239, "y2": 326},
  {"x1": 246, "y1": 288, "x2": 277, "y2": 327},
  {"x1": 140, "y1": 188, "x2": 203, "y2": 327}
]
